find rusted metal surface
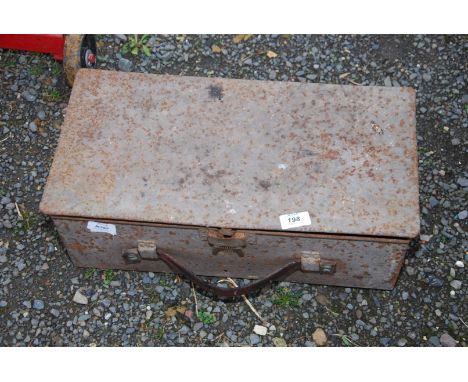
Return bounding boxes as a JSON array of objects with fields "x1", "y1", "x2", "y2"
[
  {"x1": 40, "y1": 69, "x2": 419, "y2": 239},
  {"x1": 53, "y1": 218, "x2": 409, "y2": 290},
  {"x1": 63, "y1": 35, "x2": 84, "y2": 86}
]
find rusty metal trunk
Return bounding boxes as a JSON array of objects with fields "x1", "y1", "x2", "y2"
[{"x1": 40, "y1": 69, "x2": 419, "y2": 292}]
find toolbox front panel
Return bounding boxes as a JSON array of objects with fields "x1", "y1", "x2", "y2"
[{"x1": 54, "y1": 218, "x2": 408, "y2": 290}]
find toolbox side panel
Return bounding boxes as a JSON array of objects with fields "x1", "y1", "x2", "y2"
[{"x1": 54, "y1": 219, "x2": 408, "y2": 290}]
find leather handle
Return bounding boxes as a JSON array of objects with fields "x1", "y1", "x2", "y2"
[{"x1": 156, "y1": 249, "x2": 301, "y2": 298}]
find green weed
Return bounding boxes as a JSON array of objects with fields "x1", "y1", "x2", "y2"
[
  {"x1": 51, "y1": 62, "x2": 61, "y2": 77},
  {"x1": 121, "y1": 34, "x2": 151, "y2": 57},
  {"x1": 103, "y1": 269, "x2": 114, "y2": 287},
  {"x1": 30, "y1": 63, "x2": 46, "y2": 76},
  {"x1": 44, "y1": 89, "x2": 62, "y2": 102},
  {"x1": 84, "y1": 268, "x2": 97, "y2": 280},
  {"x1": 153, "y1": 326, "x2": 165, "y2": 340},
  {"x1": 197, "y1": 310, "x2": 216, "y2": 325},
  {"x1": 273, "y1": 287, "x2": 302, "y2": 308}
]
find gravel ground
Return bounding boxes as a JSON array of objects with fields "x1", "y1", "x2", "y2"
[{"x1": 0, "y1": 34, "x2": 466, "y2": 347}]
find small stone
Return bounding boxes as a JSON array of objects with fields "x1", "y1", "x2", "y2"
[
  {"x1": 269, "y1": 70, "x2": 277, "y2": 80},
  {"x1": 402, "y1": 291, "x2": 409, "y2": 300},
  {"x1": 451, "y1": 138, "x2": 460, "y2": 145},
  {"x1": 193, "y1": 322, "x2": 203, "y2": 332},
  {"x1": 384, "y1": 77, "x2": 392, "y2": 87},
  {"x1": 457, "y1": 210, "x2": 467, "y2": 220},
  {"x1": 405, "y1": 266, "x2": 416, "y2": 276},
  {"x1": 249, "y1": 334, "x2": 260, "y2": 345},
  {"x1": 440, "y1": 333, "x2": 457, "y2": 347},
  {"x1": 426, "y1": 275, "x2": 443, "y2": 287},
  {"x1": 420, "y1": 234, "x2": 432, "y2": 242},
  {"x1": 37, "y1": 110, "x2": 46, "y2": 120},
  {"x1": 50, "y1": 308, "x2": 60, "y2": 317},
  {"x1": 422, "y1": 73, "x2": 431, "y2": 81},
  {"x1": 380, "y1": 337, "x2": 391, "y2": 346},
  {"x1": 115, "y1": 34, "x2": 127, "y2": 41},
  {"x1": 253, "y1": 325, "x2": 267, "y2": 336},
  {"x1": 29, "y1": 122, "x2": 37, "y2": 132},
  {"x1": 397, "y1": 338, "x2": 407, "y2": 347},
  {"x1": 83, "y1": 330, "x2": 90, "y2": 339},
  {"x1": 455, "y1": 261, "x2": 464, "y2": 268},
  {"x1": 429, "y1": 196, "x2": 439, "y2": 207},
  {"x1": 457, "y1": 177, "x2": 468, "y2": 187},
  {"x1": 33, "y1": 300, "x2": 44, "y2": 310},
  {"x1": 450, "y1": 280, "x2": 462, "y2": 290},
  {"x1": 104, "y1": 313, "x2": 112, "y2": 320},
  {"x1": 272, "y1": 337, "x2": 287, "y2": 347},
  {"x1": 429, "y1": 336, "x2": 440, "y2": 346},
  {"x1": 312, "y1": 328, "x2": 327, "y2": 346},
  {"x1": 0, "y1": 300, "x2": 7, "y2": 308},
  {"x1": 118, "y1": 58, "x2": 133, "y2": 72},
  {"x1": 23, "y1": 301, "x2": 31, "y2": 309},
  {"x1": 23, "y1": 89, "x2": 37, "y2": 102},
  {"x1": 72, "y1": 289, "x2": 88, "y2": 305}
]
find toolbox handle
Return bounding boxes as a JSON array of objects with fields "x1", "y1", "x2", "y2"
[{"x1": 156, "y1": 249, "x2": 301, "y2": 298}]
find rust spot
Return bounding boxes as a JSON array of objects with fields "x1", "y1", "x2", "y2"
[
  {"x1": 259, "y1": 180, "x2": 271, "y2": 190},
  {"x1": 208, "y1": 85, "x2": 223, "y2": 101},
  {"x1": 322, "y1": 149, "x2": 340, "y2": 160}
]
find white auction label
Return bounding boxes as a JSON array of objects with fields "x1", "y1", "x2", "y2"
[
  {"x1": 279, "y1": 211, "x2": 311, "y2": 230},
  {"x1": 87, "y1": 221, "x2": 117, "y2": 236}
]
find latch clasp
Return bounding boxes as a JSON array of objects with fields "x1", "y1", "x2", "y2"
[
  {"x1": 300, "y1": 251, "x2": 336, "y2": 274},
  {"x1": 207, "y1": 228, "x2": 247, "y2": 257}
]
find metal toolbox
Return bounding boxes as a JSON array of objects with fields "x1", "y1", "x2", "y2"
[{"x1": 39, "y1": 69, "x2": 419, "y2": 296}]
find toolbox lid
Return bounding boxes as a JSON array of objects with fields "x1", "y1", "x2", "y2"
[{"x1": 40, "y1": 69, "x2": 420, "y2": 239}]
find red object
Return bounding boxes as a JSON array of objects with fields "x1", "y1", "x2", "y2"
[
  {"x1": 0, "y1": 34, "x2": 65, "y2": 61},
  {"x1": 87, "y1": 52, "x2": 96, "y2": 65}
]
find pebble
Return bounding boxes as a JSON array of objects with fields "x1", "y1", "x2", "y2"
[
  {"x1": 253, "y1": 325, "x2": 267, "y2": 336},
  {"x1": 29, "y1": 122, "x2": 37, "y2": 132},
  {"x1": 23, "y1": 89, "x2": 37, "y2": 102},
  {"x1": 457, "y1": 177, "x2": 468, "y2": 187},
  {"x1": 72, "y1": 289, "x2": 89, "y2": 305},
  {"x1": 193, "y1": 322, "x2": 203, "y2": 332},
  {"x1": 32, "y1": 300, "x2": 44, "y2": 310},
  {"x1": 50, "y1": 308, "x2": 60, "y2": 317},
  {"x1": 380, "y1": 338, "x2": 391, "y2": 346},
  {"x1": 429, "y1": 196, "x2": 439, "y2": 207},
  {"x1": 312, "y1": 328, "x2": 327, "y2": 346},
  {"x1": 449, "y1": 280, "x2": 462, "y2": 290},
  {"x1": 249, "y1": 334, "x2": 261, "y2": 345},
  {"x1": 118, "y1": 58, "x2": 134, "y2": 72},
  {"x1": 272, "y1": 337, "x2": 287, "y2": 347},
  {"x1": 397, "y1": 338, "x2": 407, "y2": 347},
  {"x1": 454, "y1": 261, "x2": 464, "y2": 268},
  {"x1": 457, "y1": 210, "x2": 467, "y2": 219},
  {"x1": 440, "y1": 333, "x2": 457, "y2": 347}
]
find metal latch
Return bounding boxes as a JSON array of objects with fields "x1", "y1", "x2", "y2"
[
  {"x1": 122, "y1": 240, "x2": 158, "y2": 264},
  {"x1": 300, "y1": 251, "x2": 336, "y2": 274},
  {"x1": 207, "y1": 228, "x2": 247, "y2": 257}
]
